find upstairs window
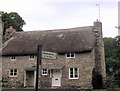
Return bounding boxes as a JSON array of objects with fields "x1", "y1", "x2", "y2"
[
  {"x1": 66, "y1": 53, "x2": 75, "y2": 58},
  {"x1": 42, "y1": 69, "x2": 48, "y2": 75},
  {"x1": 69, "y1": 68, "x2": 79, "y2": 79},
  {"x1": 29, "y1": 55, "x2": 35, "y2": 60},
  {"x1": 9, "y1": 69, "x2": 18, "y2": 77},
  {"x1": 10, "y1": 56, "x2": 16, "y2": 61}
]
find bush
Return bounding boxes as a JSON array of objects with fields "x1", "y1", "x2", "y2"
[{"x1": 92, "y1": 68, "x2": 103, "y2": 89}]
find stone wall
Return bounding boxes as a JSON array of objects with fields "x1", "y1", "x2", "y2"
[
  {"x1": 2, "y1": 50, "x2": 95, "y2": 89},
  {"x1": 2, "y1": 56, "x2": 36, "y2": 87}
]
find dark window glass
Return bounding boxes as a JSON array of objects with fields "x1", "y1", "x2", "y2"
[
  {"x1": 14, "y1": 69, "x2": 17, "y2": 72},
  {"x1": 67, "y1": 53, "x2": 70, "y2": 57},
  {"x1": 11, "y1": 56, "x2": 15, "y2": 59},
  {"x1": 10, "y1": 69, "x2": 17, "y2": 76},
  {"x1": 30, "y1": 55, "x2": 34, "y2": 58},
  {"x1": 71, "y1": 53, "x2": 75, "y2": 57},
  {"x1": 10, "y1": 72, "x2": 13, "y2": 75}
]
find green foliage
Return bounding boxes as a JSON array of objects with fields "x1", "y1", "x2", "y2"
[
  {"x1": 103, "y1": 37, "x2": 120, "y2": 74},
  {"x1": 104, "y1": 36, "x2": 120, "y2": 88},
  {"x1": 92, "y1": 68, "x2": 103, "y2": 89},
  {"x1": 104, "y1": 37, "x2": 117, "y2": 59},
  {"x1": 115, "y1": 36, "x2": 120, "y2": 60},
  {"x1": 1, "y1": 12, "x2": 26, "y2": 35}
]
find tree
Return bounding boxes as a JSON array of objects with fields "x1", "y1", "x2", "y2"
[
  {"x1": 104, "y1": 37, "x2": 120, "y2": 87},
  {"x1": 103, "y1": 37, "x2": 117, "y2": 75},
  {"x1": 115, "y1": 36, "x2": 120, "y2": 60},
  {"x1": 1, "y1": 12, "x2": 26, "y2": 35},
  {"x1": 92, "y1": 68, "x2": 103, "y2": 89}
]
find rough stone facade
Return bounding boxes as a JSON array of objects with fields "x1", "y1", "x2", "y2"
[
  {"x1": 2, "y1": 51, "x2": 95, "y2": 89},
  {"x1": 2, "y1": 56, "x2": 36, "y2": 88}
]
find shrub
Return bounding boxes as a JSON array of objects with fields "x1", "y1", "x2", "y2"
[{"x1": 92, "y1": 68, "x2": 103, "y2": 89}]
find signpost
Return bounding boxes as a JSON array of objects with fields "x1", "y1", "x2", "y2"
[
  {"x1": 42, "y1": 51, "x2": 58, "y2": 59},
  {"x1": 35, "y1": 45, "x2": 58, "y2": 91},
  {"x1": 35, "y1": 45, "x2": 42, "y2": 91}
]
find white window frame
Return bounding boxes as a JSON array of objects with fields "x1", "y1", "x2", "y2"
[
  {"x1": 29, "y1": 55, "x2": 35, "y2": 60},
  {"x1": 9, "y1": 69, "x2": 18, "y2": 77},
  {"x1": 10, "y1": 56, "x2": 16, "y2": 61},
  {"x1": 69, "y1": 68, "x2": 79, "y2": 79},
  {"x1": 42, "y1": 69, "x2": 48, "y2": 75},
  {"x1": 66, "y1": 53, "x2": 75, "y2": 58}
]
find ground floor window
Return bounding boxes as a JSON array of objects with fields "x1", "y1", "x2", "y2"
[
  {"x1": 9, "y1": 69, "x2": 18, "y2": 77},
  {"x1": 69, "y1": 68, "x2": 79, "y2": 79},
  {"x1": 42, "y1": 69, "x2": 48, "y2": 75}
]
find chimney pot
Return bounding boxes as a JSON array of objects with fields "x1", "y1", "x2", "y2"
[{"x1": 94, "y1": 20, "x2": 102, "y2": 30}]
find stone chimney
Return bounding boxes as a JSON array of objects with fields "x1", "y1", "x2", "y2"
[
  {"x1": 4, "y1": 26, "x2": 16, "y2": 42},
  {"x1": 0, "y1": 13, "x2": 3, "y2": 47},
  {"x1": 93, "y1": 20, "x2": 102, "y2": 30},
  {"x1": 93, "y1": 20, "x2": 106, "y2": 79}
]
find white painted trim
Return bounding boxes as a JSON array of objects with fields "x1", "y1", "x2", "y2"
[
  {"x1": 50, "y1": 69, "x2": 52, "y2": 78},
  {"x1": 52, "y1": 69, "x2": 61, "y2": 87},
  {"x1": 42, "y1": 69, "x2": 48, "y2": 75},
  {"x1": 10, "y1": 56, "x2": 16, "y2": 61},
  {"x1": 66, "y1": 53, "x2": 75, "y2": 59},
  {"x1": 69, "y1": 68, "x2": 79, "y2": 79},
  {"x1": 9, "y1": 69, "x2": 18, "y2": 77},
  {"x1": 34, "y1": 71, "x2": 36, "y2": 87},
  {"x1": 29, "y1": 55, "x2": 35, "y2": 60},
  {"x1": 24, "y1": 71, "x2": 26, "y2": 87}
]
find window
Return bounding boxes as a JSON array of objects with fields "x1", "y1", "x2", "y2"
[
  {"x1": 69, "y1": 68, "x2": 79, "y2": 79},
  {"x1": 66, "y1": 53, "x2": 75, "y2": 58},
  {"x1": 9, "y1": 69, "x2": 18, "y2": 77},
  {"x1": 42, "y1": 69, "x2": 48, "y2": 75},
  {"x1": 29, "y1": 55, "x2": 35, "y2": 60},
  {"x1": 10, "y1": 56, "x2": 16, "y2": 61}
]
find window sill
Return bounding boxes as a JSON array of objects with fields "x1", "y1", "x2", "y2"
[
  {"x1": 69, "y1": 78, "x2": 79, "y2": 79},
  {"x1": 9, "y1": 76, "x2": 17, "y2": 78},
  {"x1": 66, "y1": 57, "x2": 75, "y2": 59},
  {"x1": 29, "y1": 58, "x2": 35, "y2": 60}
]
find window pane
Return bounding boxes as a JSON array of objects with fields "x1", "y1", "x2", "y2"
[
  {"x1": 14, "y1": 69, "x2": 17, "y2": 72},
  {"x1": 70, "y1": 68, "x2": 73, "y2": 78},
  {"x1": 75, "y1": 74, "x2": 78, "y2": 78},
  {"x1": 14, "y1": 72, "x2": 17, "y2": 76},
  {"x1": 42, "y1": 69, "x2": 47, "y2": 75},
  {"x1": 71, "y1": 53, "x2": 74, "y2": 57},
  {"x1": 10, "y1": 72, "x2": 13, "y2": 76},
  {"x1": 75, "y1": 68, "x2": 78, "y2": 72},
  {"x1": 11, "y1": 56, "x2": 15, "y2": 59},
  {"x1": 70, "y1": 68, "x2": 73, "y2": 73},
  {"x1": 67, "y1": 53, "x2": 70, "y2": 57},
  {"x1": 70, "y1": 74, "x2": 73, "y2": 78},
  {"x1": 74, "y1": 68, "x2": 78, "y2": 78},
  {"x1": 30, "y1": 55, "x2": 34, "y2": 58},
  {"x1": 11, "y1": 69, "x2": 13, "y2": 72}
]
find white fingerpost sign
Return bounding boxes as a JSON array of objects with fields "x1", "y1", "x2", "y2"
[{"x1": 42, "y1": 51, "x2": 58, "y2": 59}]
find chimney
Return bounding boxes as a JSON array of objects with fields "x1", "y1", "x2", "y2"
[
  {"x1": 6, "y1": 26, "x2": 15, "y2": 33},
  {"x1": 0, "y1": 13, "x2": 3, "y2": 46},
  {"x1": 4, "y1": 26, "x2": 16, "y2": 42},
  {"x1": 93, "y1": 20, "x2": 102, "y2": 30},
  {"x1": 93, "y1": 20, "x2": 106, "y2": 78}
]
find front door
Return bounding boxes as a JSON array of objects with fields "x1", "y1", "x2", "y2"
[
  {"x1": 52, "y1": 69, "x2": 61, "y2": 87},
  {"x1": 26, "y1": 71, "x2": 34, "y2": 87}
]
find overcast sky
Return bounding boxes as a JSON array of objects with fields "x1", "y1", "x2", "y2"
[{"x1": 0, "y1": 0, "x2": 119, "y2": 37}]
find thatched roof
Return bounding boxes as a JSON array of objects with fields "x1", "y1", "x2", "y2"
[{"x1": 1, "y1": 26, "x2": 95, "y2": 56}]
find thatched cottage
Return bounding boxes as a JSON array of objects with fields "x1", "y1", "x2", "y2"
[{"x1": 1, "y1": 20, "x2": 106, "y2": 89}]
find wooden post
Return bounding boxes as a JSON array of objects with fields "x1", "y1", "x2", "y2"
[{"x1": 35, "y1": 45, "x2": 42, "y2": 91}]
